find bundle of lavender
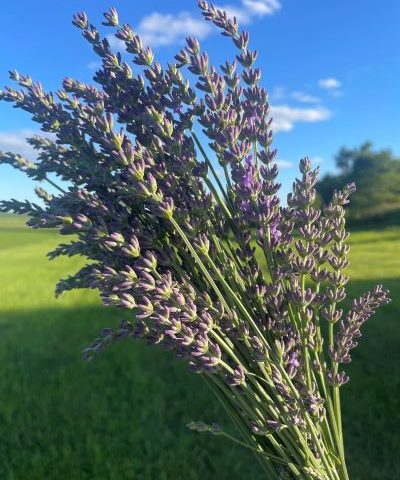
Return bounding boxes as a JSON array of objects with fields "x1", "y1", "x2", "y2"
[{"x1": 0, "y1": 3, "x2": 389, "y2": 478}]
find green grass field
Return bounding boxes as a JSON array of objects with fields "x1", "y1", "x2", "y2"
[{"x1": 0, "y1": 214, "x2": 399, "y2": 479}]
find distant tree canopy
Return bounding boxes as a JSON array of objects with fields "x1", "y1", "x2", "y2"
[{"x1": 317, "y1": 142, "x2": 400, "y2": 223}]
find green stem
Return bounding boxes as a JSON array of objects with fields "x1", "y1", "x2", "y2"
[
  {"x1": 43, "y1": 175, "x2": 67, "y2": 194},
  {"x1": 277, "y1": 366, "x2": 342, "y2": 480},
  {"x1": 333, "y1": 364, "x2": 349, "y2": 480},
  {"x1": 220, "y1": 431, "x2": 287, "y2": 464},
  {"x1": 211, "y1": 376, "x2": 304, "y2": 478},
  {"x1": 223, "y1": 164, "x2": 233, "y2": 195},
  {"x1": 203, "y1": 375, "x2": 279, "y2": 479},
  {"x1": 191, "y1": 131, "x2": 233, "y2": 210},
  {"x1": 169, "y1": 217, "x2": 232, "y2": 315},
  {"x1": 203, "y1": 252, "x2": 269, "y2": 348}
]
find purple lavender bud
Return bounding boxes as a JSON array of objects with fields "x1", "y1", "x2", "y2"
[
  {"x1": 269, "y1": 221, "x2": 282, "y2": 248},
  {"x1": 299, "y1": 157, "x2": 312, "y2": 174},
  {"x1": 192, "y1": 335, "x2": 209, "y2": 357},
  {"x1": 233, "y1": 31, "x2": 249, "y2": 50},
  {"x1": 332, "y1": 182, "x2": 357, "y2": 206},
  {"x1": 119, "y1": 293, "x2": 136, "y2": 309},
  {"x1": 194, "y1": 233, "x2": 210, "y2": 255},
  {"x1": 226, "y1": 364, "x2": 246, "y2": 387},
  {"x1": 152, "y1": 197, "x2": 175, "y2": 219},
  {"x1": 198, "y1": 311, "x2": 214, "y2": 331},
  {"x1": 136, "y1": 297, "x2": 154, "y2": 318},
  {"x1": 237, "y1": 49, "x2": 258, "y2": 69},
  {"x1": 153, "y1": 306, "x2": 172, "y2": 326},
  {"x1": 201, "y1": 342, "x2": 221, "y2": 368},
  {"x1": 72, "y1": 213, "x2": 92, "y2": 231},
  {"x1": 165, "y1": 318, "x2": 183, "y2": 338},
  {"x1": 328, "y1": 256, "x2": 349, "y2": 271},
  {"x1": 311, "y1": 268, "x2": 330, "y2": 283},
  {"x1": 156, "y1": 274, "x2": 174, "y2": 300},
  {"x1": 242, "y1": 68, "x2": 261, "y2": 86},
  {"x1": 324, "y1": 286, "x2": 346, "y2": 303},
  {"x1": 72, "y1": 12, "x2": 89, "y2": 30},
  {"x1": 186, "y1": 37, "x2": 201, "y2": 55},
  {"x1": 121, "y1": 235, "x2": 140, "y2": 257},
  {"x1": 175, "y1": 48, "x2": 191, "y2": 66},
  {"x1": 138, "y1": 271, "x2": 156, "y2": 292},
  {"x1": 321, "y1": 307, "x2": 343, "y2": 324},
  {"x1": 179, "y1": 324, "x2": 195, "y2": 346},
  {"x1": 328, "y1": 370, "x2": 349, "y2": 387},
  {"x1": 115, "y1": 23, "x2": 134, "y2": 42},
  {"x1": 139, "y1": 251, "x2": 158, "y2": 271},
  {"x1": 102, "y1": 7, "x2": 119, "y2": 27},
  {"x1": 286, "y1": 350, "x2": 300, "y2": 378},
  {"x1": 104, "y1": 232, "x2": 125, "y2": 249}
]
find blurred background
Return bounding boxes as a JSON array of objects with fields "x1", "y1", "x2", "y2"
[{"x1": 0, "y1": 1, "x2": 399, "y2": 478}]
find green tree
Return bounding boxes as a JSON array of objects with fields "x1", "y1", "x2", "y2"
[{"x1": 317, "y1": 142, "x2": 400, "y2": 222}]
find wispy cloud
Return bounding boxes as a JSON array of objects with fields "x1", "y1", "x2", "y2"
[
  {"x1": 270, "y1": 105, "x2": 332, "y2": 132},
  {"x1": 106, "y1": 35, "x2": 124, "y2": 51},
  {"x1": 243, "y1": 0, "x2": 281, "y2": 15},
  {"x1": 222, "y1": 0, "x2": 281, "y2": 23},
  {"x1": 310, "y1": 156, "x2": 324, "y2": 165},
  {"x1": 87, "y1": 60, "x2": 101, "y2": 70},
  {"x1": 0, "y1": 130, "x2": 38, "y2": 159},
  {"x1": 318, "y1": 77, "x2": 341, "y2": 90},
  {"x1": 275, "y1": 156, "x2": 324, "y2": 170},
  {"x1": 276, "y1": 159, "x2": 294, "y2": 169},
  {"x1": 271, "y1": 88, "x2": 321, "y2": 105},
  {"x1": 292, "y1": 91, "x2": 320, "y2": 104},
  {"x1": 0, "y1": 129, "x2": 56, "y2": 162},
  {"x1": 270, "y1": 86, "x2": 286, "y2": 102}
]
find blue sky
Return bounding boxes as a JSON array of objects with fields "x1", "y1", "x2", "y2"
[{"x1": 0, "y1": 0, "x2": 399, "y2": 202}]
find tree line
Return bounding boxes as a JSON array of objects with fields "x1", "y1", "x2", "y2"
[{"x1": 317, "y1": 142, "x2": 400, "y2": 224}]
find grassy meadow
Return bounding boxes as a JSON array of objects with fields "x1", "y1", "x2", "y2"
[{"x1": 0, "y1": 214, "x2": 399, "y2": 479}]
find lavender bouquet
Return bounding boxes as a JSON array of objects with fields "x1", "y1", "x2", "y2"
[{"x1": 0, "y1": 3, "x2": 390, "y2": 479}]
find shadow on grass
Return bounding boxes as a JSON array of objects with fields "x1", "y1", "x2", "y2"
[
  {"x1": 0, "y1": 277, "x2": 399, "y2": 480},
  {"x1": 348, "y1": 210, "x2": 400, "y2": 229},
  {"x1": 0, "y1": 305, "x2": 256, "y2": 480}
]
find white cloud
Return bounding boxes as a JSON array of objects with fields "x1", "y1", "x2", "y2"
[
  {"x1": 270, "y1": 105, "x2": 332, "y2": 132},
  {"x1": 318, "y1": 77, "x2": 341, "y2": 90},
  {"x1": 0, "y1": 130, "x2": 38, "y2": 159},
  {"x1": 242, "y1": 0, "x2": 281, "y2": 16},
  {"x1": 276, "y1": 159, "x2": 294, "y2": 169},
  {"x1": 292, "y1": 91, "x2": 320, "y2": 104},
  {"x1": 136, "y1": 12, "x2": 212, "y2": 47}
]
